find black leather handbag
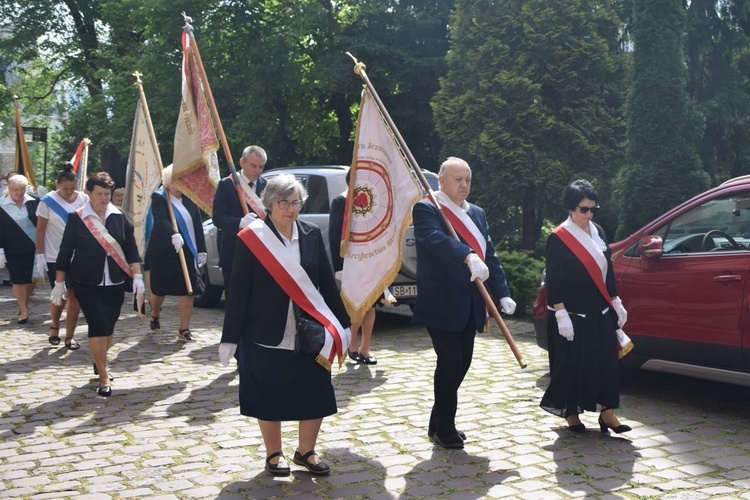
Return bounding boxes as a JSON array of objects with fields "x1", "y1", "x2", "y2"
[{"x1": 294, "y1": 307, "x2": 326, "y2": 354}]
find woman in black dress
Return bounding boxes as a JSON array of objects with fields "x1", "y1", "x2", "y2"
[
  {"x1": 53, "y1": 172, "x2": 144, "y2": 398},
  {"x1": 145, "y1": 165, "x2": 206, "y2": 342},
  {"x1": 220, "y1": 174, "x2": 351, "y2": 477},
  {"x1": 540, "y1": 179, "x2": 631, "y2": 434}
]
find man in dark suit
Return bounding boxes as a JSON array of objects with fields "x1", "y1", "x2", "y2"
[
  {"x1": 412, "y1": 157, "x2": 516, "y2": 449},
  {"x1": 212, "y1": 145, "x2": 268, "y2": 295}
]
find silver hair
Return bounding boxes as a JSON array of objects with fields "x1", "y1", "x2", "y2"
[
  {"x1": 8, "y1": 174, "x2": 29, "y2": 188},
  {"x1": 162, "y1": 164, "x2": 173, "y2": 187},
  {"x1": 242, "y1": 145, "x2": 267, "y2": 163},
  {"x1": 261, "y1": 173, "x2": 308, "y2": 211},
  {"x1": 438, "y1": 156, "x2": 471, "y2": 177}
]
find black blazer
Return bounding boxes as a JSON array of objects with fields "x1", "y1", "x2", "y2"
[
  {"x1": 328, "y1": 194, "x2": 346, "y2": 273},
  {"x1": 411, "y1": 199, "x2": 510, "y2": 333},
  {"x1": 56, "y1": 209, "x2": 141, "y2": 286},
  {"x1": 545, "y1": 222, "x2": 618, "y2": 316},
  {"x1": 0, "y1": 198, "x2": 38, "y2": 254},
  {"x1": 146, "y1": 192, "x2": 206, "y2": 261},
  {"x1": 221, "y1": 218, "x2": 350, "y2": 346},
  {"x1": 212, "y1": 175, "x2": 267, "y2": 268}
]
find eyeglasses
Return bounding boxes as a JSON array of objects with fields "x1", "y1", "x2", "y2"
[
  {"x1": 577, "y1": 205, "x2": 600, "y2": 214},
  {"x1": 277, "y1": 199, "x2": 304, "y2": 210}
]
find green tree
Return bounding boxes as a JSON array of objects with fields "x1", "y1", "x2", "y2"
[
  {"x1": 617, "y1": 0, "x2": 710, "y2": 238},
  {"x1": 685, "y1": 0, "x2": 750, "y2": 183},
  {"x1": 433, "y1": 0, "x2": 627, "y2": 250}
]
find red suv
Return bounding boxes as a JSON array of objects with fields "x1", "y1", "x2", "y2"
[{"x1": 533, "y1": 175, "x2": 750, "y2": 387}]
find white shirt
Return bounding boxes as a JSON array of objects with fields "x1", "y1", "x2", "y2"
[
  {"x1": 257, "y1": 222, "x2": 300, "y2": 351},
  {"x1": 36, "y1": 191, "x2": 88, "y2": 262},
  {"x1": 79, "y1": 201, "x2": 124, "y2": 286}
]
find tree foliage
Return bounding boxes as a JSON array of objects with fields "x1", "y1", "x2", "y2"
[
  {"x1": 617, "y1": 0, "x2": 710, "y2": 238},
  {"x1": 433, "y1": 0, "x2": 627, "y2": 250},
  {"x1": 0, "y1": 0, "x2": 452, "y2": 190}
]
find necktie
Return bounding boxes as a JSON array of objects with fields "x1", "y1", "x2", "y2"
[{"x1": 249, "y1": 181, "x2": 255, "y2": 191}]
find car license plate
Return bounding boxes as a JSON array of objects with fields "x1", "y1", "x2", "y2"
[{"x1": 391, "y1": 285, "x2": 417, "y2": 297}]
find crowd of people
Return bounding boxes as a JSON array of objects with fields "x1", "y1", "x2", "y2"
[{"x1": 2, "y1": 151, "x2": 632, "y2": 475}]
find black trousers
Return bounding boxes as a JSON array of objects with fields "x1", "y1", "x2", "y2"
[{"x1": 427, "y1": 315, "x2": 476, "y2": 438}]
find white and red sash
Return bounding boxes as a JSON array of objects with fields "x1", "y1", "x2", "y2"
[
  {"x1": 238, "y1": 219, "x2": 349, "y2": 371},
  {"x1": 76, "y1": 207, "x2": 134, "y2": 279},
  {"x1": 235, "y1": 175, "x2": 266, "y2": 220},
  {"x1": 431, "y1": 191, "x2": 487, "y2": 260},
  {"x1": 553, "y1": 217, "x2": 633, "y2": 358}
]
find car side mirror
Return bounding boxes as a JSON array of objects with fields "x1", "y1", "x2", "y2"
[{"x1": 640, "y1": 235, "x2": 663, "y2": 260}]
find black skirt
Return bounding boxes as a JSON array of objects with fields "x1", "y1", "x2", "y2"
[
  {"x1": 540, "y1": 308, "x2": 621, "y2": 417},
  {"x1": 74, "y1": 282, "x2": 126, "y2": 337},
  {"x1": 6, "y1": 251, "x2": 34, "y2": 284},
  {"x1": 237, "y1": 339, "x2": 337, "y2": 421},
  {"x1": 148, "y1": 254, "x2": 196, "y2": 297}
]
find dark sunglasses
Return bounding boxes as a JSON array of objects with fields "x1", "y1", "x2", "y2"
[{"x1": 577, "y1": 205, "x2": 600, "y2": 214}]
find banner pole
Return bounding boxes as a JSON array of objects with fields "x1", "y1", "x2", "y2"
[
  {"x1": 182, "y1": 15, "x2": 248, "y2": 215},
  {"x1": 346, "y1": 53, "x2": 526, "y2": 369},
  {"x1": 133, "y1": 71, "x2": 192, "y2": 295}
]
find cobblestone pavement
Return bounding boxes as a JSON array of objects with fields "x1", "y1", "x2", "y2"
[{"x1": 2, "y1": 284, "x2": 750, "y2": 499}]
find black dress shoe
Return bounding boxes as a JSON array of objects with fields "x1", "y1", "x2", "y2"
[
  {"x1": 598, "y1": 415, "x2": 631, "y2": 434},
  {"x1": 348, "y1": 351, "x2": 362, "y2": 363},
  {"x1": 293, "y1": 449, "x2": 331, "y2": 476},
  {"x1": 97, "y1": 386, "x2": 112, "y2": 398},
  {"x1": 265, "y1": 451, "x2": 290, "y2": 476},
  {"x1": 360, "y1": 355, "x2": 377, "y2": 365},
  {"x1": 568, "y1": 423, "x2": 586, "y2": 433},
  {"x1": 433, "y1": 433, "x2": 464, "y2": 449},
  {"x1": 429, "y1": 429, "x2": 466, "y2": 441}
]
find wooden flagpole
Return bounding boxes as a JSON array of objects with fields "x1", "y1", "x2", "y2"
[
  {"x1": 182, "y1": 14, "x2": 248, "y2": 215},
  {"x1": 346, "y1": 53, "x2": 526, "y2": 369},
  {"x1": 80, "y1": 138, "x2": 91, "y2": 192},
  {"x1": 133, "y1": 71, "x2": 192, "y2": 295}
]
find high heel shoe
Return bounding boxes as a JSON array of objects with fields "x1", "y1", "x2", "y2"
[
  {"x1": 568, "y1": 423, "x2": 586, "y2": 433},
  {"x1": 598, "y1": 414, "x2": 631, "y2": 434},
  {"x1": 93, "y1": 362, "x2": 114, "y2": 381}
]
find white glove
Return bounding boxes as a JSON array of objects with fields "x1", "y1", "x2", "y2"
[
  {"x1": 239, "y1": 212, "x2": 257, "y2": 229},
  {"x1": 500, "y1": 296, "x2": 517, "y2": 315},
  {"x1": 36, "y1": 254, "x2": 48, "y2": 278},
  {"x1": 171, "y1": 233, "x2": 184, "y2": 253},
  {"x1": 197, "y1": 252, "x2": 207, "y2": 268},
  {"x1": 50, "y1": 281, "x2": 67, "y2": 306},
  {"x1": 466, "y1": 253, "x2": 489, "y2": 282},
  {"x1": 612, "y1": 296, "x2": 627, "y2": 328},
  {"x1": 219, "y1": 343, "x2": 238, "y2": 367},
  {"x1": 0, "y1": 248, "x2": 5, "y2": 269},
  {"x1": 555, "y1": 309, "x2": 575, "y2": 341},
  {"x1": 133, "y1": 273, "x2": 145, "y2": 306}
]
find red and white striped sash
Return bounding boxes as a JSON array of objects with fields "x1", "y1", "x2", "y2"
[
  {"x1": 237, "y1": 178, "x2": 266, "y2": 220},
  {"x1": 238, "y1": 219, "x2": 349, "y2": 371},
  {"x1": 77, "y1": 208, "x2": 134, "y2": 279},
  {"x1": 430, "y1": 192, "x2": 487, "y2": 260}
]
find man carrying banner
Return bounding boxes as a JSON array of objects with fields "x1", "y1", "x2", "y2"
[
  {"x1": 212, "y1": 145, "x2": 267, "y2": 294},
  {"x1": 412, "y1": 157, "x2": 517, "y2": 449}
]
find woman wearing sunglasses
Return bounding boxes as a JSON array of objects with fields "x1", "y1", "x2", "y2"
[{"x1": 540, "y1": 179, "x2": 631, "y2": 434}]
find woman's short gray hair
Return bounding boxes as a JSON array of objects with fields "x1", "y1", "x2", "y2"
[{"x1": 261, "y1": 173, "x2": 308, "y2": 211}]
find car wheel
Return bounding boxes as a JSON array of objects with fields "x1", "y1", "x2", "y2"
[{"x1": 193, "y1": 265, "x2": 223, "y2": 308}]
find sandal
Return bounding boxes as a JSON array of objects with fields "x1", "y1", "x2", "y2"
[
  {"x1": 177, "y1": 329, "x2": 194, "y2": 342},
  {"x1": 149, "y1": 316, "x2": 161, "y2": 334},
  {"x1": 293, "y1": 449, "x2": 331, "y2": 476},
  {"x1": 265, "y1": 451, "x2": 290, "y2": 476},
  {"x1": 48, "y1": 326, "x2": 61, "y2": 345},
  {"x1": 64, "y1": 336, "x2": 81, "y2": 350}
]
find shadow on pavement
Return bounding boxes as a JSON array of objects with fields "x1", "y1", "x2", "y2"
[
  {"x1": 165, "y1": 371, "x2": 237, "y2": 424},
  {"x1": 0, "y1": 381, "x2": 188, "y2": 438},
  {"x1": 217, "y1": 448, "x2": 385, "y2": 498},
  {"x1": 544, "y1": 428, "x2": 637, "y2": 496}
]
